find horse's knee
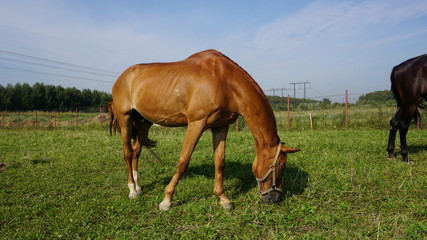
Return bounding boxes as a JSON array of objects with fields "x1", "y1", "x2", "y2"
[{"x1": 176, "y1": 161, "x2": 189, "y2": 174}]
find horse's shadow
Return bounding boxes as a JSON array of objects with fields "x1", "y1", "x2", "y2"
[
  {"x1": 408, "y1": 144, "x2": 427, "y2": 154},
  {"x1": 391, "y1": 144, "x2": 427, "y2": 158},
  {"x1": 142, "y1": 161, "x2": 308, "y2": 199}
]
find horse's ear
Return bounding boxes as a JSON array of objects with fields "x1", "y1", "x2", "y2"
[{"x1": 281, "y1": 144, "x2": 300, "y2": 153}]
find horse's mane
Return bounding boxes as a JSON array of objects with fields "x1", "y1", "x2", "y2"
[{"x1": 215, "y1": 50, "x2": 273, "y2": 110}]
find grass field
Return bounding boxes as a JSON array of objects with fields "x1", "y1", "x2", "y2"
[{"x1": 1, "y1": 126, "x2": 426, "y2": 239}]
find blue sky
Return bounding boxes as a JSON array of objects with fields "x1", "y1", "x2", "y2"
[{"x1": 1, "y1": 0, "x2": 427, "y2": 101}]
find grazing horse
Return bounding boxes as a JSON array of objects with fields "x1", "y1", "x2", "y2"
[
  {"x1": 387, "y1": 54, "x2": 427, "y2": 163},
  {"x1": 112, "y1": 49, "x2": 299, "y2": 210}
]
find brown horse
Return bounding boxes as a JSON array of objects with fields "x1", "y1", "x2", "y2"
[
  {"x1": 112, "y1": 49, "x2": 299, "y2": 210},
  {"x1": 387, "y1": 54, "x2": 427, "y2": 163}
]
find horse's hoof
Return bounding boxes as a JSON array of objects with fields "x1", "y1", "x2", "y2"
[
  {"x1": 403, "y1": 155, "x2": 413, "y2": 164},
  {"x1": 159, "y1": 201, "x2": 172, "y2": 211},
  {"x1": 405, "y1": 160, "x2": 414, "y2": 165},
  {"x1": 128, "y1": 192, "x2": 138, "y2": 199},
  {"x1": 221, "y1": 202, "x2": 234, "y2": 210},
  {"x1": 387, "y1": 152, "x2": 396, "y2": 160}
]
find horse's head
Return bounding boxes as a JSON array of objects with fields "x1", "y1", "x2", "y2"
[{"x1": 254, "y1": 143, "x2": 300, "y2": 204}]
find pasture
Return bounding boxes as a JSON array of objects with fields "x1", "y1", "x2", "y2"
[{"x1": 1, "y1": 125, "x2": 426, "y2": 239}]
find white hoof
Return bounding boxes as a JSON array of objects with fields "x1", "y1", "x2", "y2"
[
  {"x1": 221, "y1": 202, "x2": 234, "y2": 210},
  {"x1": 159, "y1": 200, "x2": 172, "y2": 211},
  {"x1": 128, "y1": 183, "x2": 139, "y2": 199},
  {"x1": 128, "y1": 192, "x2": 138, "y2": 199},
  {"x1": 136, "y1": 186, "x2": 142, "y2": 195}
]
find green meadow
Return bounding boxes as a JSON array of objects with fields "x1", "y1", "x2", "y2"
[{"x1": 1, "y1": 123, "x2": 426, "y2": 239}]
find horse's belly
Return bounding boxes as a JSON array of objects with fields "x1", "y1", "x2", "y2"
[
  {"x1": 151, "y1": 113, "x2": 188, "y2": 127},
  {"x1": 134, "y1": 106, "x2": 188, "y2": 127}
]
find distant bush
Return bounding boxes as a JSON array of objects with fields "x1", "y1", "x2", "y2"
[{"x1": 356, "y1": 90, "x2": 395, "y2": 107}]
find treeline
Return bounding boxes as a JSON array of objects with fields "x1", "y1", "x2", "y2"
[
  {"x1": 267, "y1": 90, "x2": 395, "y2": 111},
  {"x1": 0, "y1": 82, "x2": 112, "y2": 111},
  {"x1": 356, "y1": 90, "x2": 395, "y2": 106},
  {"x1": 1, "y1": 82, "x2": 395, "y2": 112}
]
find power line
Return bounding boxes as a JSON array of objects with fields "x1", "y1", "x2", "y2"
[
  {"x1": 0, "y1": 49, "x2": 121, "y2": 75},
  {"x1": 0, "y1": 56, "x2": 118, "y2": 78},
  {"x1": 0, "y1": 65, "x2": 114, "y2": 84},
  {"x1": 0, "y1": 24, "x2": 164, "y2": 63}
]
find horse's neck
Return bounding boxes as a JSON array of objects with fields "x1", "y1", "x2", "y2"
[{"x1": 238, "y1": 92, "x2": 280, "y2": 155}]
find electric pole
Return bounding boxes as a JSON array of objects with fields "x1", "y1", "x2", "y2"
[{"x1": 289, "y1": 82, "x2": 311, "y2": 99}]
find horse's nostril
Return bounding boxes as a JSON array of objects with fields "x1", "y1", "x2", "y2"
[{"x1": 260, "y1": 191, "x2": 282, "y2": 204}]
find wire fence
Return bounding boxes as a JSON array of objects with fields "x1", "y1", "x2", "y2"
[
  {"x1": 0, "y1": 107, "x2": 109, "y2": 130},
  {"x1": 1, "y1": 95, "x2": 425, "y2": 131}
]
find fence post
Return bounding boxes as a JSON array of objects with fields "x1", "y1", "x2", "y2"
[
  {"x1": 309, "y1": 113, "x2": 313, "y2": 130},
  {"x1": 345, "y1": 90, "x2": 349, "y2": 128},
  {"x1": 75, "y1": 109, "x2": 79, "y2": 130},
  {"x1": 287, "y1": 95, "x2": 291, "y2": 129},
  {"x1": 417, "y1": 107, "x2": 421, "y2": 130},
  {"x1": 53, "y1": 110, "x2": 57, "y2": 129},
  {"x1": 1, "y1": 112, "x2": 4, "y2": 128},
  {"x1": 100, "y1": 106, "x2": 103, "y2": 128},
  {"x1": 35, "y1": 110, "x2": 38, "y2": 126}
]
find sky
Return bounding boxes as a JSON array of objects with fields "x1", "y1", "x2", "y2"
[{"x1": 1, "y1": 0, "x2": 427, "y2": 102}]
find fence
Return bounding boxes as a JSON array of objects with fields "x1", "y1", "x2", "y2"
[
  {"x1": 1, "y1": 107, "x2": 109, "y2": 130},
  {"x1": 274, "y1": 96, "x2": 424, "y2": 131},
  {"x1": 1, "y1": 95, "x2": 425, "y2": 131}
]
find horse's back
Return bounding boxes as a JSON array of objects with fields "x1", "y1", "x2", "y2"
[
  {"x1": 112, "y1": 50, "x2": 238, "y2": 126},
  {"x1": 391, "y1": 54, "x2": 427, "y2": 104}
]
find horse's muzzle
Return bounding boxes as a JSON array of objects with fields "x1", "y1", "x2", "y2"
[{"x1": 260, "y1": 190, "x2": 282, "y2": 204}]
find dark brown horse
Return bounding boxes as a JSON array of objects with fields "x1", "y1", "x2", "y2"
[
  {"x1": 112, "y1": 49, "x2": 299, "y2": 210},
  {"x1": 387, "y1": 54, "x2": 427, "y2": 163}
]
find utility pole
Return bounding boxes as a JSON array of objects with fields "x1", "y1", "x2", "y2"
[{"x1": 289, "y1": 82, "x2": 311, "y2": 99}]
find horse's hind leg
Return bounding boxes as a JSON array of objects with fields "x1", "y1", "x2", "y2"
[
  {"x1": 131, "y1": 121, "x2": 153, "y2": 195},
  {"x1": 398, "y1": 105, "x2": 417, "y2": 163},
  {"x1": 159, "y1": 120, "x2": 206, "y2": 211},
  {"x1": 117, "y1": 113, "x2": 139, "y2": 198},
  {"x1": 211, "y1": 126, "x2": 234, "y2": 210},
  {"x1": 387, "y1": 108, "x2": 402, "y2": 159}
]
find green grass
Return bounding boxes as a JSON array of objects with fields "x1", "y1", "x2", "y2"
[{"x1": 1, "y1": 127, "x2": 426, "y2": 239}]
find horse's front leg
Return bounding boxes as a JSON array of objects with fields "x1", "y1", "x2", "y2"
[
  {"x1": 159, "y1": 120, "x2": 206, "y2": 211},
  {"x1": 211, "y1": 126, "x2": 234, "y2": 210}
]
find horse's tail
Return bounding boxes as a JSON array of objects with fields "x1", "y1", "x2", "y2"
[
  {"x1": 107, "y1": 101, "x2": 120, "y2": 136},
  {"x1": 131, "y1": 109, "x2": 157, "y2": 148},
  {"x1": 390, "y1": 66, "x2": 401, "y2": 108}
]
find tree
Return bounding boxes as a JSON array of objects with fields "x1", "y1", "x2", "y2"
[
  {"x1": 32, "y1": 83, "x2": 46, "y2": 110},
  {"x1": 21, "y1": 83, "x2": 33, "y2": 110},
  {"x1": 0, "y1": 84, "x2": 5, "y2": 110},
  {"x1": 45, "y1": 85, "x2": 58, "y2": 110}
]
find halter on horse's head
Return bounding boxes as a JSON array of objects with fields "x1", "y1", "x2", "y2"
[{"x1": 255, "y1": 143, "x2": 300, "y2": 203}]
